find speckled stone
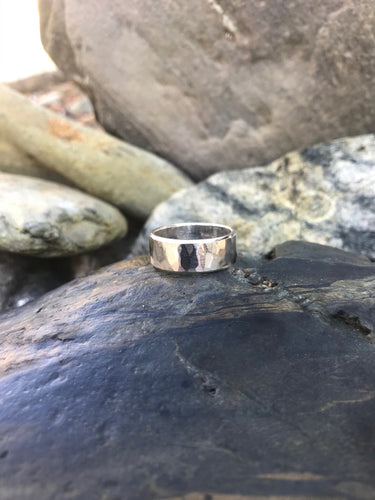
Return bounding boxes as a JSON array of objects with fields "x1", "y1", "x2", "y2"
[
  {"x1": 0, "y1": 172, "x2": 127, "y2": 257},
  {"x1": 134, "y1": 135, "x2": 375, "y2": 258},
  {"x1": 0, "y1": 242, "x2": 375, "y2": 499}
]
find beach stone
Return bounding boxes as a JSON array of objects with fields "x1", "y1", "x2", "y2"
[
  {"x1": 134, "y1": 135, "x2": 375, "y2": 258},
  {"x1": 0, "y1": 136, "x2": 71, "y2": 184},
  {"x1": 39, "y1": 0, "x2": 375, "y2": 179},
  {"x1": 0, "y1": 252, "x2": 73, "y2": 311},
  {"x1": 0, "y1": 242, "x2": 375, "y2": 499},
  {"x1": 0, "y1": 173, "x2": 127, "y2": 257},
  {"x1": 0, "y1": 84, "x2": 193, "y2": 219},
  {"x1": 71, "y1": 216, "x2": 144, "y2": 277}
]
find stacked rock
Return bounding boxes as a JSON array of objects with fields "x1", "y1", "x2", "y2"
[
  {"x1": 0, "y1": 1, "x2": 375, "y2": 496},
  {"x1": 0, "y1": 84, "x2": 192, "y2": 309}
]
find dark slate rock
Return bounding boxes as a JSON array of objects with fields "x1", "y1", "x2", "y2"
[
  {"x1": 0, "y1": 252, "x2": 73, "y2": 311},
  {"x1": 267, "y1": 240, "x2": 371, "y2": 265},
  {"x1": 0, "y1": 242, "x2": 375, "y2": 499}
]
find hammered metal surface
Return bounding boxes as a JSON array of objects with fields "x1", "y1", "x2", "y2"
[
  {"x1": 150, "y1": 223, "x2": 237, "y2": 273},
  {"x1": 150, "y1": 236, "x2": 236, "y2": 272}
]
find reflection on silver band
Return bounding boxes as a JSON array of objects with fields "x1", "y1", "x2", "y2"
[{"x1": 149, "y1": 223, "x2": 236, "y2": 273}]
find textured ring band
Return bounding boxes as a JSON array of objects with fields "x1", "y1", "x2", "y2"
[{"x1": 149, "y1": 223, "x2": 236, "y2": 273}]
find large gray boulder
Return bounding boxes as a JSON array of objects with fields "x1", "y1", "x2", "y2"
[
  {"x1": 39, "y1": 0, "x2": 375, "y2": 179},
  {"x1": 0, "y1": 84, "x2": 193, "y2": 220},
  {"x1": 0, "y1": 242, "x2": 375, "y2": 499},
  {"x1": 134, "y1": 135, "x2": 375, "y2": 259}
]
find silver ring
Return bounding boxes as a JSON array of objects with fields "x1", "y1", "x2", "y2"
[{"x1": 149, "y1": 222, "x2": 236, "y2": 273}]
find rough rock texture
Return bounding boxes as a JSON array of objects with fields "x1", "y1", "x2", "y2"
[
  {"x1": 39, "y1": 0, "x2": 375, "y2": 179},
  {"x1": 0, "y1": 173, "x2": 127, "y2": 257},
  {"x1": 134, "y1": 135, "x2": 375, "y2": 258},
  {"x1": 71, "y1": 216, "x2": 144, "y2": 277},
  {"x1": 0, "y1": 137, "x2": 70, "y2": 184},
  {"x1": 0, "y1": 84, "x2": 193, "y2": 219},
  {"x1": 0, "y1": 242, "x2": 375, "y2": 499},
  {"x1": 0, "y1": 252, "x2": 73, "y2": 311}
]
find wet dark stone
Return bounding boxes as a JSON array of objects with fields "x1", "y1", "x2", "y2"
[
  {"x1": 267, "y1": 240, "x2": 371, "y2": 265},
  {"x1": 0, "y1": 252, "x2": 73, "y2": 311},
  {"x1": 0, "y1": 242, "x2": 375, "y2": 499}
]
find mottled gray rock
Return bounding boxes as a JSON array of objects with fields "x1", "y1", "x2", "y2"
[
  {"x1": 0, "y1": 252, "x2": 73, "y2": 311},
  {"x1": 39, "y1": 0, "x2": 375, "y2": 179},
  {"x1": 134, "y1": 135, "x2": 375, "y2": 258},
  {"x1": 0, "y1": 173, "x2": 127, "y2": 257},
  {"x1": 0, "y1": 242, "x2": 375, "y2": 499}
]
